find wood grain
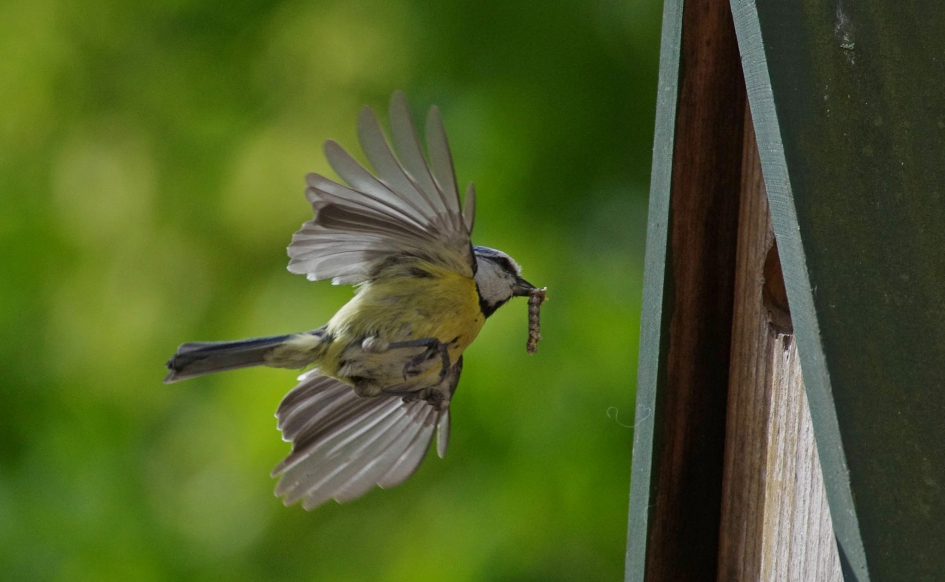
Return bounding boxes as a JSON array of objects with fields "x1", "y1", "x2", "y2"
[
  {"x1": 761, "y1": 335, "x2": 842, "y2": 581},
  {"x1": 716, "y1": 112, "x2": 841, "y2": 582},
  {"x1": 642, "y1": 0, "x2": 746, "y2": 578},
  {"x1": 716, "y1": 106, "x2": 777, "y2": 582}
]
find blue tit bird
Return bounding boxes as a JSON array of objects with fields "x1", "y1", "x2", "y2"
[{"x1": 164, "y1": 91, "x2": 543, "y2": 511}]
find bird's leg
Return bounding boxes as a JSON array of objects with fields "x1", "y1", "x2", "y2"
[
  {"x1": 386, "y1": 337, "x2": 451, "y2": 381},
  {"x1": 383, "y1": 356, "x2": 462, "y2": 411}
]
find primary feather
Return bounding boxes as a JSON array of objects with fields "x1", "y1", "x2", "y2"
[
  {"x1": 288, "y1": 90, "x2": 475, "y2": 284},
  {"x1": 271, "y1": 360, "x2": 459, "y2": 511}
]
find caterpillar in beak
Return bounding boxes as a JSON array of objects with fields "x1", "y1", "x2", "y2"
[{"x1": 527, "y1": 287, "x2": 548, "y2": 354}]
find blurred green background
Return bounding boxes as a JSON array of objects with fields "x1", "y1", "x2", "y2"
[{"x1": 0, "y1": 0, "x2": 661, "y2": 579}]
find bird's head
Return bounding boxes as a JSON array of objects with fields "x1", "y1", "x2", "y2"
[{"x1": 473, "y1": 246, "x2": 535, "y2": 317}]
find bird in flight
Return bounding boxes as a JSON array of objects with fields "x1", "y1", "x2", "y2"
[{"x1": 165, "y1": 91, "x2": 545, "y2": 510}]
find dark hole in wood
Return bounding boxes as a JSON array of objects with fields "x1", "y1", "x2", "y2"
[{"x1": 763, "y1": 239, "x2": 792, "y2": 332}]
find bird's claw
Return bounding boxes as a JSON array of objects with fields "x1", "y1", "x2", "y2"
[
  {"x1": 400, "y1": 340, "x2": 450, "y2": 381},
  {"x1": 402, "y1": 351, "x2": 430, "y2": 379}
]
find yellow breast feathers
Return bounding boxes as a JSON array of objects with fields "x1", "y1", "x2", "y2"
[{"x1": 320, "y1": 259, "x2": 484, "y2": 379}]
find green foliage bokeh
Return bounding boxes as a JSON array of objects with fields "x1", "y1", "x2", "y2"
[{"x1": 0, "y1": 0, "x2": 660, "y2": 579}]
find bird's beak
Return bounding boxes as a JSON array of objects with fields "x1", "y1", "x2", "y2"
[{"x1": 512, "y1": 276, "x2": 536, "y2": 297}]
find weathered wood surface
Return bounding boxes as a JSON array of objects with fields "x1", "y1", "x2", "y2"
[
  {"x1": 762, "y1": 335, "x2": 841, "y2": 582},
  {"x1": 717, "y1": 115, "x2": 841, "y2": 582},
  {"x1": 716, "y1": 109, "x2": 779, "y2": 582}
]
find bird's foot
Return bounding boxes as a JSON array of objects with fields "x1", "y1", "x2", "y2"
[{"x1": 387, "y1": 337, "x2": 451, "y2": 381}]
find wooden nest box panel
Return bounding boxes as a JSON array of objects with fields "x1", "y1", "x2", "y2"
[{"x1": 625, "y1": 1, "x2": 945, "y2": 581}]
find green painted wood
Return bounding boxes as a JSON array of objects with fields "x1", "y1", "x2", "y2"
[
  {"x1": 731, "y1": 1, "x2": 945, "y2": 580},
  {"x1": 624, "y1": 0, "x2": 683, "y2": 577}
]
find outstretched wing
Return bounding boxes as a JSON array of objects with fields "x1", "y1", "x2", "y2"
[
  {"x1": 288, "y1": 91, "x2": 478, "y2": 285},
  {"x1": 271, "y1": 367, "x2": 457, "y2": 510}
]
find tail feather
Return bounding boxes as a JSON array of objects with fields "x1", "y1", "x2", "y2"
[
  {"x1": 164, "y1": 329, "x2": 328, "y2": 383},
  {"x1": 164, "y1": 335, "x2": 291, "y2": 383}
]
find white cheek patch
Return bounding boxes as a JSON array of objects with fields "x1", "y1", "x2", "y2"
[{"x1": 475, "y1": 261, "x2": 514, "y2": 305}]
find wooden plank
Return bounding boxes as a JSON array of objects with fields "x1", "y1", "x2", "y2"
[
  {"x1": 639, "y1": 0, "x2": 747, "y2": 578},
  {"x1": 728, "y1": 0, "x2": 868, "y2": 577},
  {"x1": 717, "y1": 113, "x2": 841, "y2": 582},
  {"x1": 761, "y1": 335, "x2": 842, "y2": 582},
  {"x1": 716, "y1": 107, "x2": 781, "y2": 582}
]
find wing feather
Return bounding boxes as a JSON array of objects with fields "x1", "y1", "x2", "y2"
[
  {"x1": 298, "y1": 403, "x2": 430, "y2": 510},
  {"x1": 276, "y1": 396, "x2": 405, "y2": 501},
  {"x1": 288, "y1": 93, "x2": 476, "y2": 285},
  {"x1": 436, "y1": 408, "x2": 451, "y2": 459},
  {"x1": 463, "y1": 182, "x2": 476, "y2": 234},
  {"x1": 388, "y1": 91, "x2": 441, "y2": 204},
  {"x1": 425, "y1": 106, "x2": 463, "y2": 224},
  {"x1": 377, "y1": 407, "x2": 437, "y2": 488},
  {"x1": 271, "y1": 371, "x2": 450, "y2": 510},
  {"x1": 274, "y1": 395, "x2": 397, "y2": 482},
  {"x1": 357, "y1": 107, "x2": 440, "y2": 224},
  {"x1": 281, "y1": 401, "x2": 405, "y2": 506},
  {"x1": 323, "y1": 141, "x2": 420, "y2": 218},
  {"x1": 304, "y1": 173, "x2": 426, "y2": 230},
  {"x1": 330, "y1": 405, "x2": 430, "y2": 503}
]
